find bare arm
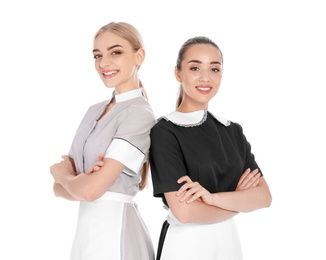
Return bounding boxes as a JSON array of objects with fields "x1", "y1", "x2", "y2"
[
  {"x1": 53, "y1": 182, "x2": 79, "y2": 201},
  {"x1": 89, "y1": 155, "x2": 233, "y2": 224},
  {"x1": 165, "y1": 191, "x2": 238, "y2": 224},
  {"x1": 50, "y1": 155, "x2": 124, "y2": 201},
  {"x1": 210, "y1": 176, "x2": 272, "y2": 212},
  {"x1": 51, "y1": 154, "x2": 104, "y2": 201},
  {"x1": 165, "y1": 168, "x2": 271, "y2": 224},
  {"x1": 51, "y1": 156, "x2": 79, "y2": 201},
  {"x1": 178, "y1": 168, "x2": 272, "y2": 213}
]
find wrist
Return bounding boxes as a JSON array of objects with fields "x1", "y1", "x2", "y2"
[
  {"x1": 211, "y1": 193, "x2": 220, "y2": 207},
  {"x1": 57, "y1": 171, "x2": 73, "y2": 185}
]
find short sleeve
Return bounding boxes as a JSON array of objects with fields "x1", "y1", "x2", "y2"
[
  {"x1": 244, "y1": 137, "x2": 263, "y2": 176},
  {"x1": 236, "y1": 123, "x2": 263, "y2": 176},
  {"x1": 149, "y1": 122, "x2": 187, "y2": 198},
  {"x1": 105, "y1": 104, "x2": 155, "y2": 176}
]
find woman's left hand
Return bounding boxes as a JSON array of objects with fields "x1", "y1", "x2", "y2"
[
  {"x1": 86, "y1": 153, "x2": 105, "y2": 174},
  {"x1": 50, "y1": 155, "x2": 76, "y2": 184},
  {"x1": 176, "y1": 175, "x2": 213, "y2": 205}
]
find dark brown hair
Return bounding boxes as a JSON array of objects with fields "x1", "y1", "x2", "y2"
[{"x1": 175, "y1": 36, "x2": 223, "y2": 108}]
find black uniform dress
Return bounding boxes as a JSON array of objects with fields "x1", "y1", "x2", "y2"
[{"x1": 150, "y1": 110, "x2": 262, "y2": 260}]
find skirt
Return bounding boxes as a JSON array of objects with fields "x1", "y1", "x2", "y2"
[
  {"x1": 156, "y1": 210, "x2": 243, "y2": 260},
  {"x1": 70, "y1": 192, "x2": 154, "y2": 260}
]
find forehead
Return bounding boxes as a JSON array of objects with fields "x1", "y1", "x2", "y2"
[
  {"x1": 184, "y1": 44, "x2": 222, "y2": 63},
  {"x1": 93, "y1": 31, "x2": 131, "y2": 50}
]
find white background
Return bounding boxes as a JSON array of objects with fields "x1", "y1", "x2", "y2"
[{"x1": 0, "y1": 0, "x2": 325, "y2": 259}]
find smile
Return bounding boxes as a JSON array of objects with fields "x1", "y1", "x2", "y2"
[
  {"x1": 102, "y1": 70, "x2": 118, "y2": 78},
  {"x1": 196, "y1": 86, "x2": 212, "y2": 94}
]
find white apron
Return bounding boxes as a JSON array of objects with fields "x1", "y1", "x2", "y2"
[
  {"x1": 70, "y1": 192, "x2": 154, "y2": 260},
  {"x1": 158, "y1": 210, "x2": 243, "y2": 260}
]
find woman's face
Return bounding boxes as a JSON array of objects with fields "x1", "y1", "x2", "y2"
[
  {"x1": 175, "y1": 44, "x2": 223, "y2": 111},
  {"x1": 93, "y1": 31, "x2": 144, "y2": 93}
]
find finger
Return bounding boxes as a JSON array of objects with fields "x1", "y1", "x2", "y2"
[
  {"x1": 176, "y1": 182, "x2": 192, "y2": 196},
  {"x1": 252, "y1": 178, "x2": 260, "y2": 187},
  {"x1": 179, "y1": 183, "x2": 201, "y2": 201},
  {"x1": 177, "y1": 175, "x2": 192, "y2": 184},
  {"x1": 247, "y1": 172, "x2": 261, "y2": 187},
  {"x1": 99, "y1": 153, "x2": 105, "y2": 161},
  {"x1": 238, "y1": 168, "x2": 251, "y2": 185},
  {"x1": 95, "y1": 161, "x2": 104, "y2": 167},
  {"x1": 241, "y1": 169, "x2": 259, "y2": 186},
  {"x1": 186, "y1": 192, "x2": 203, "y2": 203},
  {"x1": 176, "y1": 181, "x2": 198, "y2": 196},
  {"x1": 61, "y1": 155, "x2": 69, "y2": 161},
  {"x1": 241, "y1": 171, "x2": 260, "y2": 189},
  {"x1": 183, "y1": 189, "x2": 203, "y2": 203},
  {"x1": 86, "y1": 167, "x2": 94, "y2": 174},
  {"x1": 179, "y1": 189, "x2": 198, "y2": 202}
]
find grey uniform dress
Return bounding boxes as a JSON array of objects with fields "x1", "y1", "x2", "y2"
[{"x1": 68, "y1": 88, "x2": 156, "y2": 260}]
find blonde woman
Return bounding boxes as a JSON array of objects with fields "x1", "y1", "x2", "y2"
[{"x1": 50, "y1": 22, "x2": 155, "y2": 260}]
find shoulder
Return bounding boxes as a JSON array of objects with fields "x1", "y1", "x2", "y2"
[
  {"x1": 150, "y1": 113, "x2": 176, "y2": 137},
  {"x1": 208, "y1": 111, "x2": 231, "y2": 127},
  {"x1": 128, "y1": 98, "x2": 155, "y2": 120},
  {"x1": 208, "y1": 111, "x2": 242, "y2": 128},
  {"x1": 88, "y1": 100, "x2": 108, "y2": 110},
  {"x1": 207, "y1": 111, "x2": 246, "y2": 140},
  {"x1": 83, "y1": 100, "x2": 108, "y2": 117},
  {"x1": 117, "y1": 98, "x2": 156, "y2": 130}
]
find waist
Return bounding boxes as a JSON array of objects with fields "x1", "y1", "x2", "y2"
[
  {"x1": 93, "y1": 191, "x2": 135, "y2": 204},
  {"x1": 167, "y1": 209, "x2": 235, "y2": 226}
]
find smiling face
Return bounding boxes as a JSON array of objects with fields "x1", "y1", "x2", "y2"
[
  {"x1": 175, "y1": 43, "x2": 223, "y2": 112},
  {"x1": 93, "y1": 31, "x2": 144, "y2": 94}
]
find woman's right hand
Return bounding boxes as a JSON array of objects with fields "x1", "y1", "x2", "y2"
[
  {"x1": 86, "y1": 153, "x2": 105, "y2": 174},
  {"x1": 175, "y1": 176, "x2": 214, "y2": 205},
  {"x1": 236, "y1": 168, "x2": 261, "y2": 191}
]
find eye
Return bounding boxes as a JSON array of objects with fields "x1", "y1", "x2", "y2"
[
  {"x1": 212, "y1": 67, "x2": 220, "y2": 73},
  {"x1": 93, "y1": 54, "x2": 101, "y2": 59},
  {"x1": 112, "y1": 50, "x2": 122, "y2": 55},
  {"x1": 190, "y1": 66, "x2": 200, "y2": 71}
]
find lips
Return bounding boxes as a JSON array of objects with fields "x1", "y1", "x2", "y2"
[
  {"x1": 196, "y1": 86, "x2": 212, "y2": 94},
  {"x1": 102, "y1": 70, "x2": 118, "y2": 79}
]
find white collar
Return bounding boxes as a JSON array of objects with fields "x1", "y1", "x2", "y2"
[
  {"x1": 163, "y1": 110, "x2": 230, "y2": 127},
  {"x1": 114, "y1": 88, "x2": 143, "y2": 103}
]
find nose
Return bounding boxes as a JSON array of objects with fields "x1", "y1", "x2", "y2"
[
  {"x1": 99, "y1": 55, "x2": 111, "y2": 68},
  {"x1": 199, "y1": 70, "x2": 211, "y2": 83}
]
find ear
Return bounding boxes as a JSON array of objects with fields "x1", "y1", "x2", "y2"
[
  {"x1": 174, "y1": 66, "x2": 182, "y2": 83},
  {"x1": 135, "y1": 48, "x2": 145, "y2": 66}
]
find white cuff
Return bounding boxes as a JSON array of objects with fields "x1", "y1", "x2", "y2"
[{"x1": 105, "y1": 138, "x2": 145, "y2": 175}]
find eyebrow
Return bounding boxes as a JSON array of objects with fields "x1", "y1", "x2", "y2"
[
  {"x1": 188, "y1": 59, "x2": 222, "y2": 65},
  {"x1": 93, "y1": 44, "x2": 123, "y2": 53}
]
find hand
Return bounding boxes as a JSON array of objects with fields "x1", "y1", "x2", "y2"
[
  {"x1": 86, "y1": 153, "x2": 105, "y2": 174},
  {"x1": 50, "y1": 155, "x2": 76, "y2": 183},
  {"x1": 236, "y1": 168, "x2": 261, "y2": 191},
  {"x1": 176, "y1": 175, "x2": 213, "y2": 205}
]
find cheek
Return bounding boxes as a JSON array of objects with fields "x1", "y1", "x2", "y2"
[
  {"x1": 182, "y1": 72, "x2": 197, "y2": 83},
  {"x1": 212, "y1": 74, "x2": 222, "y2": 83},
  {"x1": 94, "y1": 62, "x2": 101, "y2": 73}
]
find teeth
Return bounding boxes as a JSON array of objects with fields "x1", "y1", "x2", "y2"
[
  {"x1": 103, "y1": 71, "x2": 116, "y2": 75},
  {"x1": 198, "y1": 87, "x2": 210, "y2": 91}
]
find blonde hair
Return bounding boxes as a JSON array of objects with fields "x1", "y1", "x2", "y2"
[{"x1": 95, "y1": 22, "x2": 149, "y2": 190}]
